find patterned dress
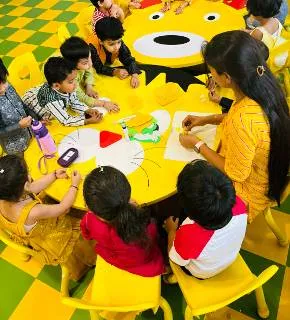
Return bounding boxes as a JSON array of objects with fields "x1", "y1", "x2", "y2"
[{"x1": 0, "y1": 84, "x2": 31, "y2": 154}]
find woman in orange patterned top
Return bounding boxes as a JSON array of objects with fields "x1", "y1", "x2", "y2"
[{"x1": 180, "y1": 31, "x2": 290, "y2": 222}]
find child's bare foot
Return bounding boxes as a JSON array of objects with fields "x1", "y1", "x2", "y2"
[{"x1": 161, "y1": 2, "x2": 171, "y2": 12}]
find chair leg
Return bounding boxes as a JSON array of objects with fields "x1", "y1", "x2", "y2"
[
  {"x1": 263, "y1": 208, "x2": 288, "y2": 247},
  {"x1": 255, "y1": 286, "x2": 270, "y2": 319},
  {"x1": 185, "y1": 305, "x2": 193, "y2": 320},
  {"x1": 160, "y1": 296, "x2": 173, "y2": 320},
  {"x1": 89, "y1": 310, "x2": 101, "y2": 320}
]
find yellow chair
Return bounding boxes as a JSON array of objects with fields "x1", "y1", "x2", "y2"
[
  {"x1": 75, "y1": 6, "x2": 95, "y2": 41},
  {"x1": 7, "y1": 52, "x2": 43, "y2": 96},
  {"x1": 170, "y1": 254, "x2": 278, "y2": 320},
  {"x1": 57, "y1": 24, "x2": 71, "y2": 44},
  {"x1": 61, "y1": 255, "x2": 173, "y2": 320}
]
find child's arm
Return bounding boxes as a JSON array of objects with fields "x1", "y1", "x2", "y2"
[
  {"x1": 27, "y1": 171, "x2": 82, "y2": 222},
  {"x1": 175, "y1": 0, "x2": 191, "y2": 14},
  {"x1": 75, "y1": 84, "x2": 96, "y2": 108},
  {"x1": 249, "y1": 28, "x2": 263, "y2": 41},
  {"x1": 89, "y1": 44, "x2": 115, "y2": 76},
  {"x1": 83, "y1": 70, "x2": 98, "y2": 99},
  {"x1": 164, "y1": 216, "x2": 179, "y2": 252},
  {"x1": 27, "y1": 169, "x2": 68, "y2": 194},
  {"x1": 118, "y1": 42, "x2": 141, "y2": 75}
]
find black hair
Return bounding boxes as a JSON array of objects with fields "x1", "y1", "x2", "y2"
[
  {"x1": 0, "y1": 58, "x2": 8, "y2": 84},
  {"x1": 95, "y1": 17, "x2": 124, "y2": 41},
  {"x1": 177, "y1": 160, "x2": 236, "y2": 229},
  {"x1": 83, "y1": 166, "x2": 151, "y2": 246},
  {"x1": 44, "y1": 57, "x2": 75, "y2": 86},
  {"x1": 247, "y1": 0, "x2": 282, "y2": 18},
  {"x1": 60, "y1": 36, "x2": 90, "y2": 69},
  {"x1": 0, "y1": 155, "x2": 28, "y2": 202},
  {"x1": 203, "y1": 31, "x2": 290, "y2": 205},
  {"x1": 90, "y1": 0, "x2": 102, "y2": 8}
]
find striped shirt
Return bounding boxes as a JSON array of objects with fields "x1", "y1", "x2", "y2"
[
  {"x1": 218, "y1": 97, "x2": 273, "y2": 222},
  {"x1": 91, "y1": 8, "x2": 108, "y2": 35},
  {"x1": 22, "y1": 83, "x2": 87, "y2": 127}
]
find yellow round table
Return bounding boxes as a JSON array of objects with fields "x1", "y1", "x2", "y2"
[{"x1": 25, "y1": 74, "x2": 221, "y2": 210}]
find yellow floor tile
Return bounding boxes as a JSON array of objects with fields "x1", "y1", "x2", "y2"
[
  {"x1": 35, "y1": 0, "x2": 59, "y2": 9},
  {"x1": 9, "y1": 279, "x2": 75, "y2": 320},
  {"x1": 9, "y1": 0, "x2": 27, "y2": 5},
  {"x1": 8, "y1": 17, "x2": 32, "y2": 28},
  {"x1": 38, "y1": 9, "x2": 62, "y2": 21},
  {"x1": 205, "y1": 307, "x2": 255, "y2": 320},
  {"x1": 7, "y1": 29, "x2": 35, "y2": 42},
  {"x1": 242, "y1": 209, "x2": 290, "y2": 265},
  {"x1": 0, "y1": 246, "x2": 43, "y2": 278},
  {"x1": 67, "y1": 2, "x2": 91, "y2": 12},
  {"x1": 41, "y1": 34, "x2": 61, "y2": 48},
  {"x1": 8, "y1": 43, "x2": 37, "y2": 58},
  {"x1": 277, "y1": 267, "x2": 290, "y2": 320},
  {"x1": 8, "y1": 6, "x2": 31, "y2": 16},
  {"x1": 39, "y1": 20, "x2": 61, "y2": 33}
]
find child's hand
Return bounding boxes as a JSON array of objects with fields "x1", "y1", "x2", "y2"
[
  {"x1": 102, "y1": 101, "x2": 120, "y2": 113},
  {"x1": 208, "y1": 90, "x2": 221, "y2": 104},
  {"x1": 19, "y1": 116, "x2": 32, "y2": 128},
  {"x1": 161, "y1": 1, "x2": 171, "y2": 12},
  {"x1": 163, "y1": 216, "x2": 179, "y2": 233},
  {"x1": 129, "y1": 1, "x2": 141, "y2": 8},
  {"x1": 130, "y1": 74, "x2": 140, "y2": 88},
  {"x1": 86, "y1": 85, "x2": 99, "y2": 99},
  {"x1": 179, "y1": 133, "x2": 200, "y2": 149},
  {"x1": 113, "y1": 68, "x2": 129, "y2": 80},
  {"x1": 110, "y1": 4, "x2": 124, "y2": 20},
  {"x1": 86, "y1": 112, "x2": 103, "y2": 124},
  {"x1": 86, "y1": 109, "x2": 100, "y2": 118},
  {"x1": 55, "y1": 169, "x2": 68, "y2": 179},
  {"x1": 175, "y1": 1, "x2": 189, "y2": 14},
  {"x1": 71, "y1": 170, "x2": 81, "y2": 187}
]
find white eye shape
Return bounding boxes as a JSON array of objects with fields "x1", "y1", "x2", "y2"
[
  {"x1": 203, "y1": 13, "x2": 220, "y2": 22},
  {"x1": 149, "y1": 12, "x2": 164, "y2": 20}
]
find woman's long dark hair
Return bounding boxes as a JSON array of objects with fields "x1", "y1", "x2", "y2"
[
  {"x1": 83, "y1": 166, "x2": 151, "y2": 246},
  {"x1": 203, "y1": 31, "x2": 290, "y2": 205}
]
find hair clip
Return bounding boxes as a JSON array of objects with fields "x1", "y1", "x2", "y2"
[
  {"x1": 99, "y1": 166, "x2": 104, "y2": 172},
  {"x1": 0, "y1": 169, "x2": 4, "y2": 174},
  {"x1": 257, "y1": 65, "x2": 265, "y2": 77}
]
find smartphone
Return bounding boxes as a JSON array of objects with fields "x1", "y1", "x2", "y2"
[{"x1": 57, "y1": 148, "x2": 79, "y2": 167}]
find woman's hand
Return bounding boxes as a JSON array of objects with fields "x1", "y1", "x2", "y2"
[
  {"x1": 71, "y1": 170, "x2": 81, "y2": 187},
  {"x1": 179, "y1": 133, "x2": 200, "y2": 148},
  {"x1": 163, "y1": 216, "x2": 179, "y2": 233},
  {"x1": 182, "y1": 115, "x2": 207, "y2": 131},
  {"x1": 55, "y1": 169, "x2": 68, "y2": 179}
]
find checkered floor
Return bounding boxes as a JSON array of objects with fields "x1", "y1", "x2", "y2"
[{"x1": 0, "y1": 0, "x2": 290, "y2": 319}]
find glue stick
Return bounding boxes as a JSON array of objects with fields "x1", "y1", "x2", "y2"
[{"x1": 121, "y1": 121, "x2": 130, "y2": 141}]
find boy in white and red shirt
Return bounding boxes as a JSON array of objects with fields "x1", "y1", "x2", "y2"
[{"x1": 164, "y1": 160, "x2": 247, "y2": 279}]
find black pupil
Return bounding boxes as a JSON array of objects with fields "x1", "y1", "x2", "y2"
[
  {"x1": 152, "y1": 14, "x2": 160, "y2": 19},
  {"x1": 207, "y1": 15, "x2": 216, "y2": 20}
]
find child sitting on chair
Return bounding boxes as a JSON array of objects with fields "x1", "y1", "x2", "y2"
[
  {"x1": 0, "y1": 155, "x2": 96, "y2": 281},
  {"x1": 23, "y1": 57, "x2": 103, "y2": 127},
  {"x1": 90, "y1": 0, "x2": 125, "y2": 35},
  {"x1": 164, "y1": 160, "x2": 247, "y2": 279},
  {"x1": 88, "y1": 17, "x2": 141, "y2": 88},
  {"x1": 246, "y1": 0, "x2": 284, "y2": 49},
  {"x1": 60, "y1": 36, "x2": 119, "y2": 113},
  {"x1": 81, "y1": 166, "x2": 165, "y2": 276}
]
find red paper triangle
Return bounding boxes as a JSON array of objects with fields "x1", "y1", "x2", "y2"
[
  {"x1": 100, "y1": 131, "x2": 122, "y2": 148},
  {"x1": 141, "y1": 0, "x2": 162, "y2": 9}
]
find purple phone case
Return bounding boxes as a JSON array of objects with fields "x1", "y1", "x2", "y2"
[{"x1": 57, "y1": 148, "x2": 79, "y2": 167}]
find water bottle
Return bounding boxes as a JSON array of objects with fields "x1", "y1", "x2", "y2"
[{"x1": 31, "y1": 120, "x2": 57, "y2": 157}]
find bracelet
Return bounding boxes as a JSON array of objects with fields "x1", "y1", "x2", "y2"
[{"x1": 70, "y1": 185, "x2": 78, "y2": 190}]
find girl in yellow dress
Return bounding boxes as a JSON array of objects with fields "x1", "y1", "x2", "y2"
[
  {"x1": 0, "y1": 155, "x2": 96, "y2": 280},
  {"x1": 179, "y1": 31, "x2": 290, "y2": 222}
]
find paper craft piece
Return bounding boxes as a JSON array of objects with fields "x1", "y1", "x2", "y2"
[
  {"x1": 223, "y1": 0, "x2": 246, "y2": 9},
  {"x1": 58, "y1": 128, "x2": 100, "y2": 163},
  {"x1": 150, "y1": 110, "x2": 171, "y2": 134},
  {"x1": 92, "y1": 97, "x2": 111, "y2": 116},
  {"x1": 141, "y1": 0, "x2": 162, "y2": 9},
  {"x1": 126, "y1": 113, "x2": 153, "y2": 129},
  {"x1": 100, "y1": 131, "x2": 122, "y2": 148},
  {"x1": 164, "y1": 111, "x2": 217, "y2": 162},
  {"x1": 96, "y1": 140, "x2": 144, "y2": 175},
  {"x1": 154, "y1": 82, "x2": 184, "y2": 106}
]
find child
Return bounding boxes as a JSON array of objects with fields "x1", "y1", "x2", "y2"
[
  {"x1": 161, "y1": 0, "x2": 191, "y2": 15},
  {"x1": 88, "y1": 17, "x2": 141, "y2": 88},
  {"x1": 0, "y1": 155, "x2": 96, "y2": 280},
  {"x1": 60, "y1": 36, "x2": 119, "y2": 113},
  {"x1": 164, "y1": 160, "x2": 247, "y2": 279},
  {"x1": 81, "y1": 166, "x2": 165, "y2": 276},
  {"x1": 90, "y1": 0, "x2": 125, "y2": 35},
  {"x1": 246, "y1": 0, "x2": 284, "y2": 49},
  {"x1": 23, "y1": 57, "x2": 103, "y2": 127}
]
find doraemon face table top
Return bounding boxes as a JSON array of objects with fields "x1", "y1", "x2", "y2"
[{"x1": 123, "y1": 0, "x2": 245, "y2": 68}]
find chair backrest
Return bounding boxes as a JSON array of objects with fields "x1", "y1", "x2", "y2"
[
  {"x1": 0, "y1": 227, "x2": 36, "y2": 256},
  {"x1": 170, "y1": 254, "x2": 278, "y2": 316},
  {"x1": 8, "y1": 52, "x2": 43, "y2": 96},
  {"x1": 57, "y1": 24, "x2": 71, "y2": 44},
  {"x1": 76, "y1": 6, "x2": 95, "y2": 41}
]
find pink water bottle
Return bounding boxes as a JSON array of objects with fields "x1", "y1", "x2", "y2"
[{"x1": 31, "y1": 120, "x2": 57, "y2": 157}]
